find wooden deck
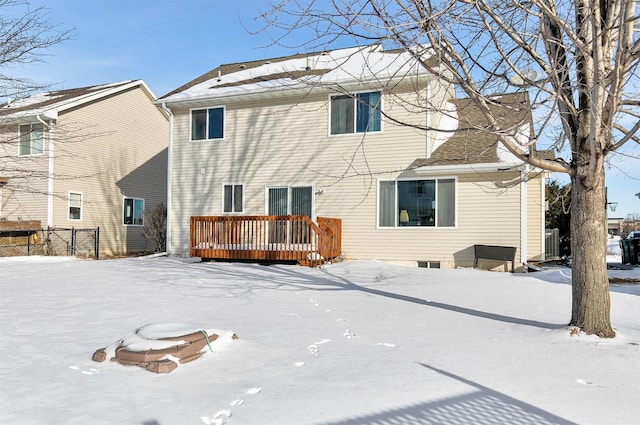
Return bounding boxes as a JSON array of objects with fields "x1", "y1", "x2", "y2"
[{"x1": 190, "y1": 215, "x2": 342, "y2": 267}]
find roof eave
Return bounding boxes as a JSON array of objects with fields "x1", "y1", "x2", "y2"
[
  {"x1": 414, "y1": 161, "x2": 526, "y2": 175},
  {"x1": 157, "y1": 72, "x2": 438, "y2": 108},
  {"x1": 1, "y1": 80, "x2": 153, "y2": 122},
  {"x1": 1, "y1": 109, "x2": 58, "y2": 124},
  {"x1": 54, "y1": 80, "x2": 152, "y2": 114}
]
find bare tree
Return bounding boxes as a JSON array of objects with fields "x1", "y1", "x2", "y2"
[
  {"x1": 143, "y1": 202, "x2": 167, "y2": 253},
  {"x1": 0, "y1": 0, "x2": 71, "y2": 99},
  {"x1": 0, "y1": 121, "x2": 108, "y2": 197},
  {"x1": 0, "y1": 0, "x2": 75, "y2": 204},
  {"x1": 259, "y1": 0, "x2": 639, "y2": 337}
]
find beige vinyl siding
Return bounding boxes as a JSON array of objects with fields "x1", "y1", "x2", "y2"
[
  {"x1": 49, "y1": 86, "x2": 168, "y2": 255},
  {"x1": 170, "y1": 82, "x2": 538, "y2": 269},
  {"x1": 526, "y1": 174, "x2": 545, "y2": 261},
  {"x1": 170, "y1": 88, "x2": 436, "y2": 254},
  {"x1": 0, "y1": 188, "x2": 49, "y2": 224},
  {"x1": 338, "y1": 171, "x2": 523, "y2": 268},
  {"x1": 0, "y1": 125, "x2": 50, "y2": 224}
]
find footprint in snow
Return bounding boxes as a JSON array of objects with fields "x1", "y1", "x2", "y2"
[
  {"x1": 294, "y1": 361, "x2": 305, "y2": 367},
  {"x1": 201, "y1": 409, "x2": 231, "y2": 425},
  {"x1": 308, "y1": 339, "x2": 331, "y2": 356},
  {"x1": 576, "y1": 379, "x2": 600, "y2": 387},
  {"x1": 344, "y1": 330, "x2": 358, "y2": 339},
  {"x1": 228, "y1": 387, "x2": 262, "y2": 407},
  {"x1": 69, "y1": 366, "x2": 101, "y2": 375},
  {"x1": 377, "y1": 342, "x2": 398, "y2": 348},
  {"x1": 203, "y1": 387, "x2": 262, "y2": 423}
]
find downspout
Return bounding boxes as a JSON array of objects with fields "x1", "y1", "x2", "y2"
[
  {"x1": 37, "y1": 115, "x2": 53, "y2": 227},
  {"x1": 160, "y1": 103, "x2": 173, "y2": 254},
  {"x1": 541, "y1": 172, "x2": 547, "y2": 261},
  {"x1": 520, "y1": 164, "x2": 529, "y2": 269},
  {"x1": 425, "y1": 80, "x2": 432, "y2": 158}
]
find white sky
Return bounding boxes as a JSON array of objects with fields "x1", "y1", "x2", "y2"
[{"x1": 4, "y1": 0, "x2": 639, "y2": 219}]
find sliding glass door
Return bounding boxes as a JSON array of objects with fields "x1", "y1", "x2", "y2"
[{"x1": 268, "y1": 186, "x2": 313, "y2": 243}]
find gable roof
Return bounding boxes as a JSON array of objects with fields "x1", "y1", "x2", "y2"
[
  {"x1": 0, "y1": 80, "x2": 156, "y2": 122},
  {"x1": 158, "y1": 44, "x2": 441, "y2": 105},
  {"x1": 412, "y1": 91, "x2": 551, "y2": 170}
]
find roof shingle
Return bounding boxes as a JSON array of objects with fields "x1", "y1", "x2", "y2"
[
  {"x1": 414, "y1": 91, "x2": 539, "y2": 167},
  {"x1": 0, "y1": 81, "x2": 136, "y2": 118}
]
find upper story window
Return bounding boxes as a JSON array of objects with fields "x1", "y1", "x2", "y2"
[
  {"x1": 330, "y1": 91, "x2": 381, "y2": 135},
  {"x1": 19, "y1": 123, "x2": 44, "y2": 156},
  {"x1": 191, "y1": 107, "x2": 224, "y2": 140},
  {"x1": 378, "y1": 178, "x2": 456, "y2": 228},
  {"x1": 123, "y1": 197, "x2": 144, "y2": 226}
]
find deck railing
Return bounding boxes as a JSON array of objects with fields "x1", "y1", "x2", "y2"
[{"x1": 190, "y1": 215, "x2": 341, "y2": 267}]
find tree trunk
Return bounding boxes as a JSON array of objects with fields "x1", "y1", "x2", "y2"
[{"x1": 569, "y1": 166, "x2": 615, "y2": 337}]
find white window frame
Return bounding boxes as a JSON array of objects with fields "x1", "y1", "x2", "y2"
[
  {"x1": 222, "y1": 183, "x2": 244, "y2": 214},
  {"x1": 68, "y1": 192, "x2": 83, "y2": 221},
  {"x1": 190, "y1": 106, "x2": 225, "y2": 141},
  {"x1": 123, "y1": 197, "x2": 145, "y2": 226},
  {"x1": 328, "y1": 90, "x2": 383, "y2": 136},
  {"x1": 376, "y1": 177, "x2": 458, "y2": 229},
  {"x1": 19, "y1": 123, "x2": 45, "y2": 156}
]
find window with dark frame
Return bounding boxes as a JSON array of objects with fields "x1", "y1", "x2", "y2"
[{"x1": 123, "y1": 197, "x2": 144, "y2": 225}]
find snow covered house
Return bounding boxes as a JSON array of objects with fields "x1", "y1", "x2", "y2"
[
  {"x1": 158, "y1": 45, "x2": 548, "y2": 270},
  {"x1": 0, "y1": 80, "x2": 169, "y2": 256}
]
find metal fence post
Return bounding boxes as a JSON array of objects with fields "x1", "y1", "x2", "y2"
[{"x1": 46, "y1": 226, "x2": 51, "y2": 256}]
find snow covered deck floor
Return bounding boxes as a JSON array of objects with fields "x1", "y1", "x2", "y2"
[{"x1": 190, "y1": 215, "x2": 341, "y2": 267}]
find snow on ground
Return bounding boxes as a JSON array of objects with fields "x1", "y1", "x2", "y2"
[{"x1": 1, "y1": 256, "x2": 638, "y2": 425}]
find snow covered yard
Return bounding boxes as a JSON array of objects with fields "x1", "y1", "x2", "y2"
[{"x1": 1, "y1": 256, "x2": 638, "y2": 425}]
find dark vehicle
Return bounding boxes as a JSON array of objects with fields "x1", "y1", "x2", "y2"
[{"x1": 620, "y1": 232, "x2": 640, "y2": 265}]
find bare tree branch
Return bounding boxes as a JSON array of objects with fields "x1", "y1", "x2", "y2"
[
  {"x1": 0, "y1": 0, "x2": 72, "y2": 98},
  {"x1": 257, "y1": 0, "x2": 639, "y2": 337}
]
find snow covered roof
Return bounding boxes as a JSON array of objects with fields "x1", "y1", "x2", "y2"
[
  {"x1": 0, "y1": 80, "x2": 155, "y2": 122},
  {"x1": 159, "y1": 44, "x2": 440, "y2": 105}
]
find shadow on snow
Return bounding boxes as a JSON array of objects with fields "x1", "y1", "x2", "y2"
[{"x1": 314, "y1": 364, "x2": 575, "y2": 425}]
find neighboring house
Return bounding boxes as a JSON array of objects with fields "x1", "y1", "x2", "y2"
[
  {"x1": 608, "y1": 217, "x2": 624, "y2": 235},
  {"x1": 0, "y1": 80, "x2": 169, "y2": 256},
  {"x1": 158, "y1": 45, "x2": 549, "y2": 270}
]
